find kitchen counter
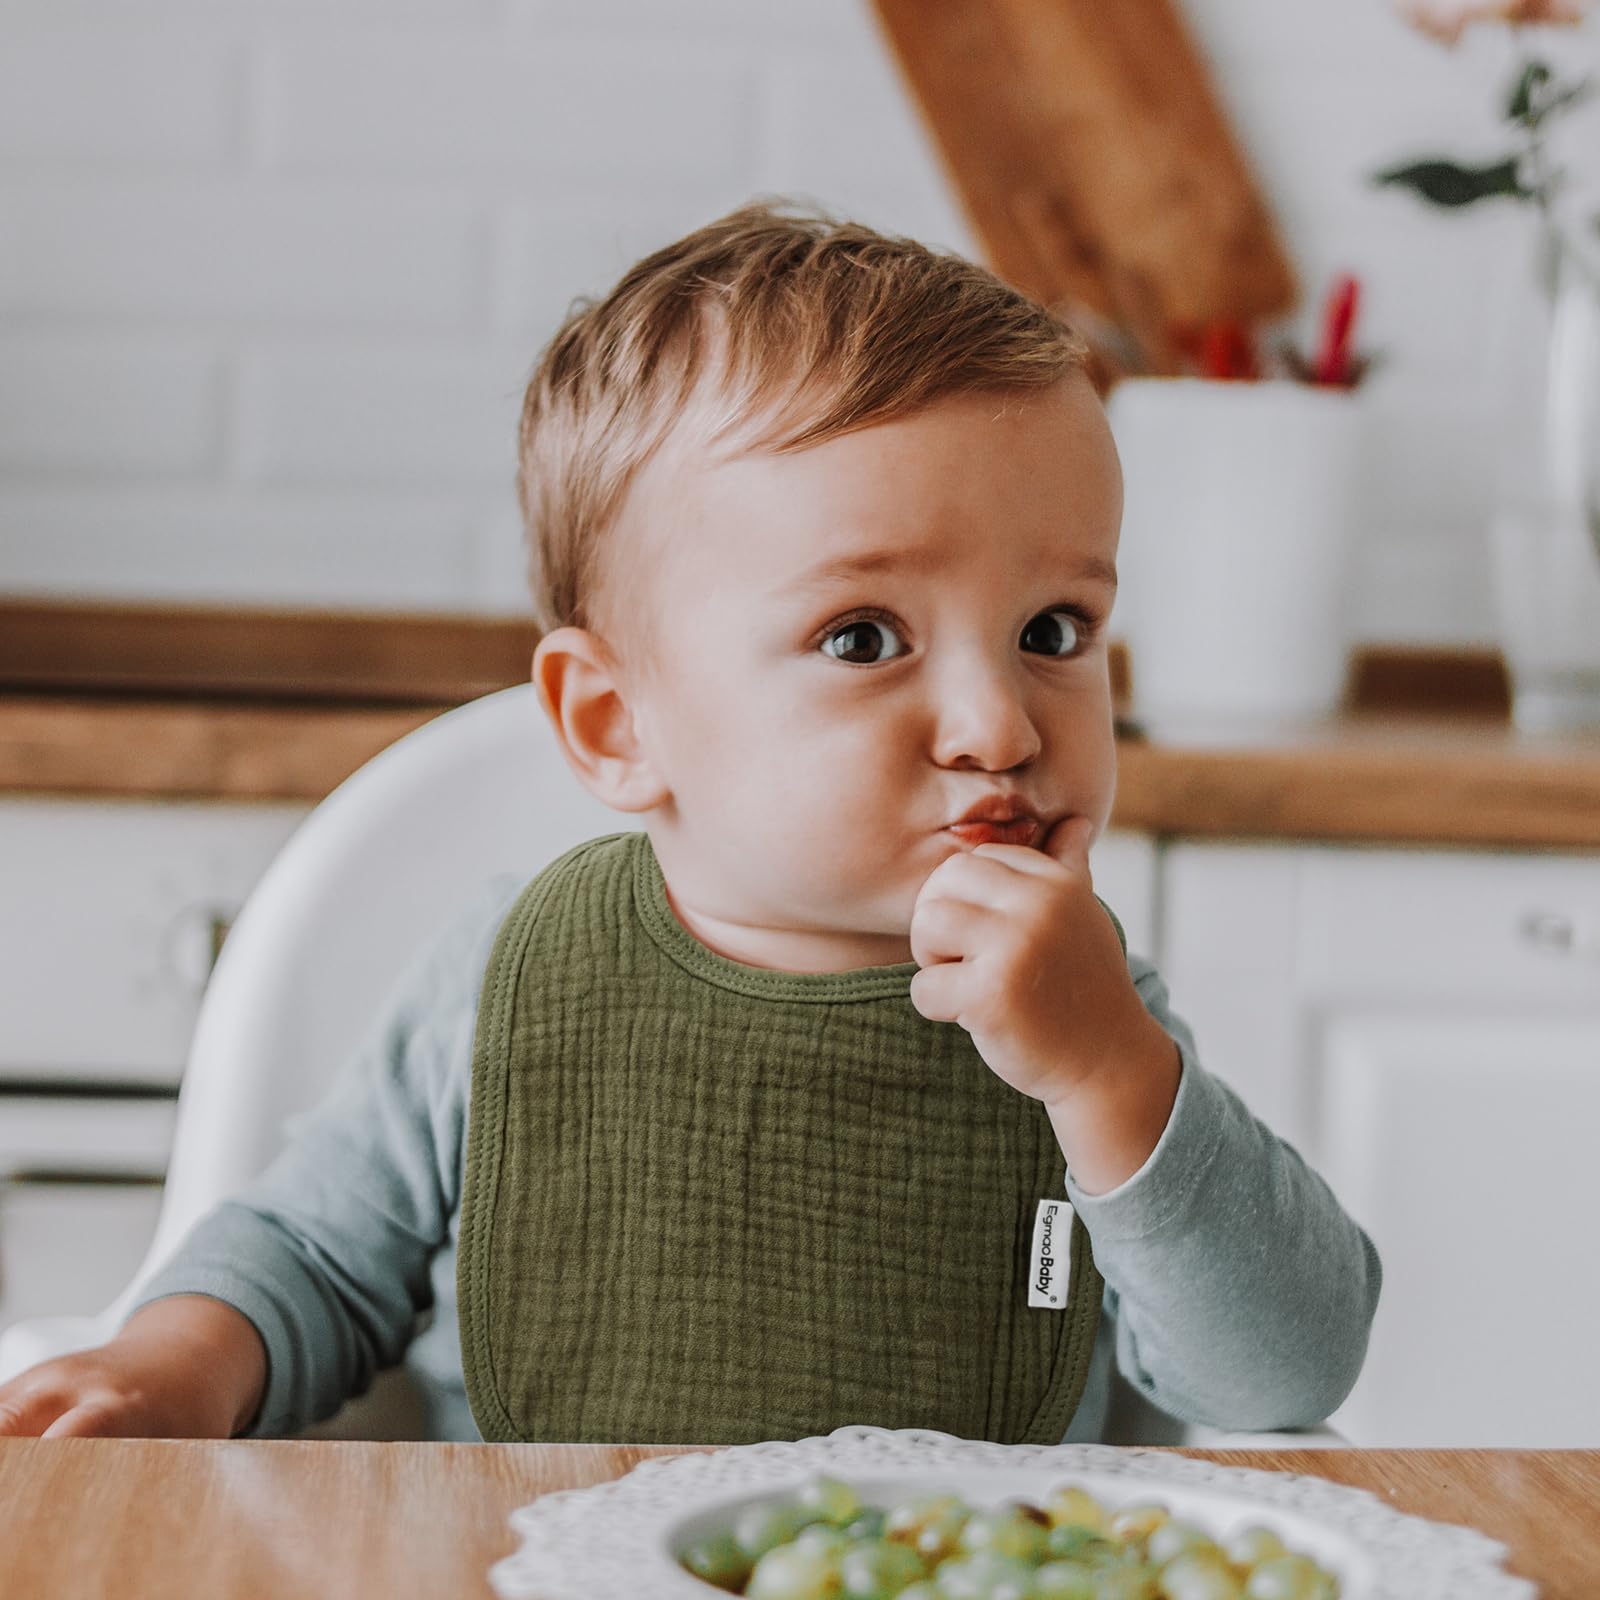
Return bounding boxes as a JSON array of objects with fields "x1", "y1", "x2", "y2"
[{"x1": 2, "y1": 691, "x2": 1598, "y2": 849}]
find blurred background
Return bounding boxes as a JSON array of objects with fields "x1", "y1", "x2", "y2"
[
  {"x1": 1, "y1": 0, "x2": 1599, "y2": 1451},
  {"x1": 0, "y1": 0, "x2": 1591, "y2": 633}
]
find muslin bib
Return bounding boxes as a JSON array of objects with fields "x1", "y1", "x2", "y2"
[{"x1": 458, "y1": 830, "x2": 1116, "y2": 1444}]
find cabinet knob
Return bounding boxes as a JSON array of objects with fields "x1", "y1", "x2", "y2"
[
  {"x1": 1517, "y1": 909, "x2": 1597, "y2": 957},
  {"x1": 164, "y1": 906, "x2": 234, "y2": 989}
]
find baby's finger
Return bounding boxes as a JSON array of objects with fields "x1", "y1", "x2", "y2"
[
  {"x1": 1040, "y1": 812, "x2": 1096, "y2": 873},
  {"x1": 908, "y1": 892, "x2": 991, "y2": 971},
  {"x1": 907, "y1": 959, "x2": 967, "y2": 1025},
  {"x1": 920, "y1": 847, "x2": 1037, "y2": 912},
  {"x1": 41, "y1": 1399, "x2": 130, "y2": 1439},
  {"x1": 0, "y1": 1379, "x2": 75, "y2": 1437}
]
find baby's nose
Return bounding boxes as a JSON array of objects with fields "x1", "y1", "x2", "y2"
[{"x1": 930, "y1": 671, "x2": 1042, "y2": 771}]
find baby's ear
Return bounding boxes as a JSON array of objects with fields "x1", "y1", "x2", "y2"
[{"x1": 532, "y1": 627, "x2": 670, "y2": 814}]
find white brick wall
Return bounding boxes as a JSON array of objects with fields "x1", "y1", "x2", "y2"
[{"x1": 0, "y1": 0, "x2": 1596, "y2": 639}]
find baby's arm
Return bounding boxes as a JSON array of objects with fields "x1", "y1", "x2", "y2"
[
  {"x1": 1067, "y1": 956, "x2": 1383, "y2": 1433},
  {"x1": 0, "y1": 875, "x2": 519, "y2": 1440}
]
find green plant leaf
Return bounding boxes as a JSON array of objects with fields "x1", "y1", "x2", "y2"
[
  {"x1": 1506, "y1": 58, "x2": 1594, "y2": 127},
  {"x1": 1507, "y1": 60, "x2": 1552, "y2": 122},
  {"x1": 1370, "y1": 157, "x2": 1530, "y2": 206}
]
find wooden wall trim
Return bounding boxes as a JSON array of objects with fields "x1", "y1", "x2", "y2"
[{"x1": 0, "y1": 601, "x2": 539, "y2": 704}]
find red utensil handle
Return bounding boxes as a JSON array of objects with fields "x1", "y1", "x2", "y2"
[{"x1": 1315, "y1": 274, "x2": 1360, "y2": 386}]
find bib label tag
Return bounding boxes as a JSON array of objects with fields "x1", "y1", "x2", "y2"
[{"x1": 1028, "y1": 1198, "x2": 1073, "y2": 1310}]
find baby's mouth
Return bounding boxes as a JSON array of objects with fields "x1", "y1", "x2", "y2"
[{"x1": 943, "y1": 819, "x2": 1043, "y2": 848}]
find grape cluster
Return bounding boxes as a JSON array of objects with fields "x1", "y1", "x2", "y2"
[{"x1": 677, "y1": 1474, "x2": 1341, "y2": 1600}]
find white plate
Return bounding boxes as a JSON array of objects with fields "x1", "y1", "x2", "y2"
[{"x1": 488, "y1": 1425, "x2": 1537, "y2": 1600}]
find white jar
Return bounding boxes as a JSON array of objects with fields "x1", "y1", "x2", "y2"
[{"x1": 1107, "y1": 376, "x2": 1370, "y2": 728}]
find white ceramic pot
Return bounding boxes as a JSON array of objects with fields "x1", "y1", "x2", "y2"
[{"x1": 1107, "y1": 376, "x2": 1370, "y2": 727}]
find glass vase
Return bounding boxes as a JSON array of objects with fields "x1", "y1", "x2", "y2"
[{"x1": 1487, "y1": 223, "x2": 1600, "y2": 735}]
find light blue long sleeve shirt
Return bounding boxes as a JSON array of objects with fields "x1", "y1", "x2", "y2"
[{"x1": 129, "y1": 875, "x2": 1381, "y2": 1441}]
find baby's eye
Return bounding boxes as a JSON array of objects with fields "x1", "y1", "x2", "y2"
[
  {"x1": 1021, "y1": 609, "x2": 1084, "y2": 658},
  {"x1": 819, "y1": 613, "x2": 908, "y2": 665}
]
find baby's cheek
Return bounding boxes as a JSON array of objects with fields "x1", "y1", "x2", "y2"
[{"x1": 1072, "y1": 725, "x2": 1119, "y2": 818}]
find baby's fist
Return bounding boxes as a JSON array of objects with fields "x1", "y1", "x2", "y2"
[{"x1": 909, "y1": 813, "x2": 1144, "y2": 1104}]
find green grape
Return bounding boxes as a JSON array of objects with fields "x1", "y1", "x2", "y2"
[
  {"x1": 1046, "y1": 1526, "x2": 1116, "y2": 1565},
  {"x1": 1046, "y1": 1487, "x2": 1109, "y2": 1532},
  {"x1": 847, "y1": 1510, "x2": 890, "y2": 1541},
  {"x1": 837, "y1": 1536, "x2": 929, "y2": 1600},
  {"x1": 1146, "y1": 1522, "x2": 1217, "y2": 1568},
  {"x1": 1220, "y1": 1528, "x2": 1283, "y2": 1571},
  {"x1": 957, "y1": 1507, "x2": 1050, "y2": 1564},
  {"x1": 1091, "y1": 1566, "x2": 1158, "y2": 1600},
  {"x1": 1242, "y1": 1555, "x2": 1330, "y2": 1600},
  {"x1": 694, "y1": 1477, "x2": 1336, "y2": 1600},
  {"x1": 1107, "y1": 1505, "x2": 1170, "y2": 1545},
  {"x1": 679, "y1": 1528, "x2": 754, "y2": 1592},
  {"x1": 887, "y1": 1496, "x2": 965, "y2": 1543},
  {"x1": 913, "y1": 1506, "x2": 971, "y2": 1566},
  {"x1": 745, "y1": 1539, "x2": 845, "y2": 1600},
  {"x1": 932, "y1": 1550, "x2": 1038, "y2": 1600},
  {"x1": 736, "y1": 1500, "x2": 819, "y2": 1563},
  {"x1": 1155, "y1": 1552, "x2": 1243, "y2": 1600},
  {"x1": 800, "y1": 1475, "x2": 867, "y2": 1529},
  {"x1": 795, "y1": 1524, "x2": 853, "y2": 1557},
  {"x1": 1035, "y1": 1560, "x2": 1098, "y2": 1600}
]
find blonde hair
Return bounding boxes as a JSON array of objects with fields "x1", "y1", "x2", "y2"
[{"x1": 517, "y1": 197, "x2": 1092, "y2": 668}]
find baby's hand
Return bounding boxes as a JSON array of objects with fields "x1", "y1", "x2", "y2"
[
  {"x1": 908, "y1": 815, "x2": 1158, "y2": 1108},
  {"x1": 0, "y1": 1296, "x2": 265, "y2": 1439}
]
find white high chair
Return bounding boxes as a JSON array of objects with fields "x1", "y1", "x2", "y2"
[{"x1": 0, "y1": 684, "x2": 1342, "y2": 1445}]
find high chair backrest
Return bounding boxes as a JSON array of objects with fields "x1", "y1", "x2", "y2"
[{"x1": 107, "y1": 683, "x2": 622, "y2": 1327}]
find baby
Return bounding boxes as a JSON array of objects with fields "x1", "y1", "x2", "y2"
[{"x1": 0, "y1": 201, "x2": 1380, "y2": 1445}]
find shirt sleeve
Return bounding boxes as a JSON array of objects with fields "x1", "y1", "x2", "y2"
[
  {"x1": 123, "y1": 874, "x2": 521, "y2": 1438},
  {"x1": 1063, "y1": 953, "x2": 1383, "y2": 1432}
]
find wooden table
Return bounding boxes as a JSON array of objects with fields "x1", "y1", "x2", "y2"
[{"x1": 0, "y1": 1442, "x2": 1595, "y2": 1599}]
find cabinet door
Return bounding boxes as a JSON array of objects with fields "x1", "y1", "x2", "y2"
[
  {"x1": 1153, "y1": 842, "x2": 1310, "y2": 1146},
  {"x1": 1089, "y1": 829, "x2": 1157, "y2": 965},
  {"x1": 0, "y1": 1094, "x2": 178, "y2": 1340},
  {"x1": 1318, "y1": 1012, "x2": 1600, "y2": 1446},
  {"x1": 0, "y1": 798, "x2": 308, "y2": 1085},
  {"x1": 0, "y1": 1180, "x2": 165, "y2": 1334}
]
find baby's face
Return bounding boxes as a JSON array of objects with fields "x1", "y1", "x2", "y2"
[{"x1": 599, "y1": 372, "x2": 1123, "y2": 973}]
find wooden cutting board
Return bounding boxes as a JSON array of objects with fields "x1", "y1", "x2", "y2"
[{"x1": 868, "y1": 0, "x2": 1299, "y2": 379}]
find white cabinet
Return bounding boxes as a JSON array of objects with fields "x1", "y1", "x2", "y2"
[
  {"x1": 1319, "y1": 1014, "x2": 1600, "y2": 1446},
  {"x1": 0, "y1": 798, "x2": 307, "y2": 1342},
  {"x1": 1158, "y1": 840, "x2": 1600, "y2": 1446}
]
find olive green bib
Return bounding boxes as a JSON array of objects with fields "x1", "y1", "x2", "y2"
[{"x1": 458, "y1": 830, "x2": 1116, "y2": 1445}]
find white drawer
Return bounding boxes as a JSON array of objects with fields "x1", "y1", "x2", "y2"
[
  {"x1": 1297, "y1": 845, "x2": 1600, "y2": 1003},
  {"x1": 0, "y1": 1178, "x2": 164, "y2": 1334},
  {"x1": 0, "y1": 798, "x2": 308, "y2": 1085},
  {"x1": 0, "y1": 1093, "x2": 178, "y2": 1180}
]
